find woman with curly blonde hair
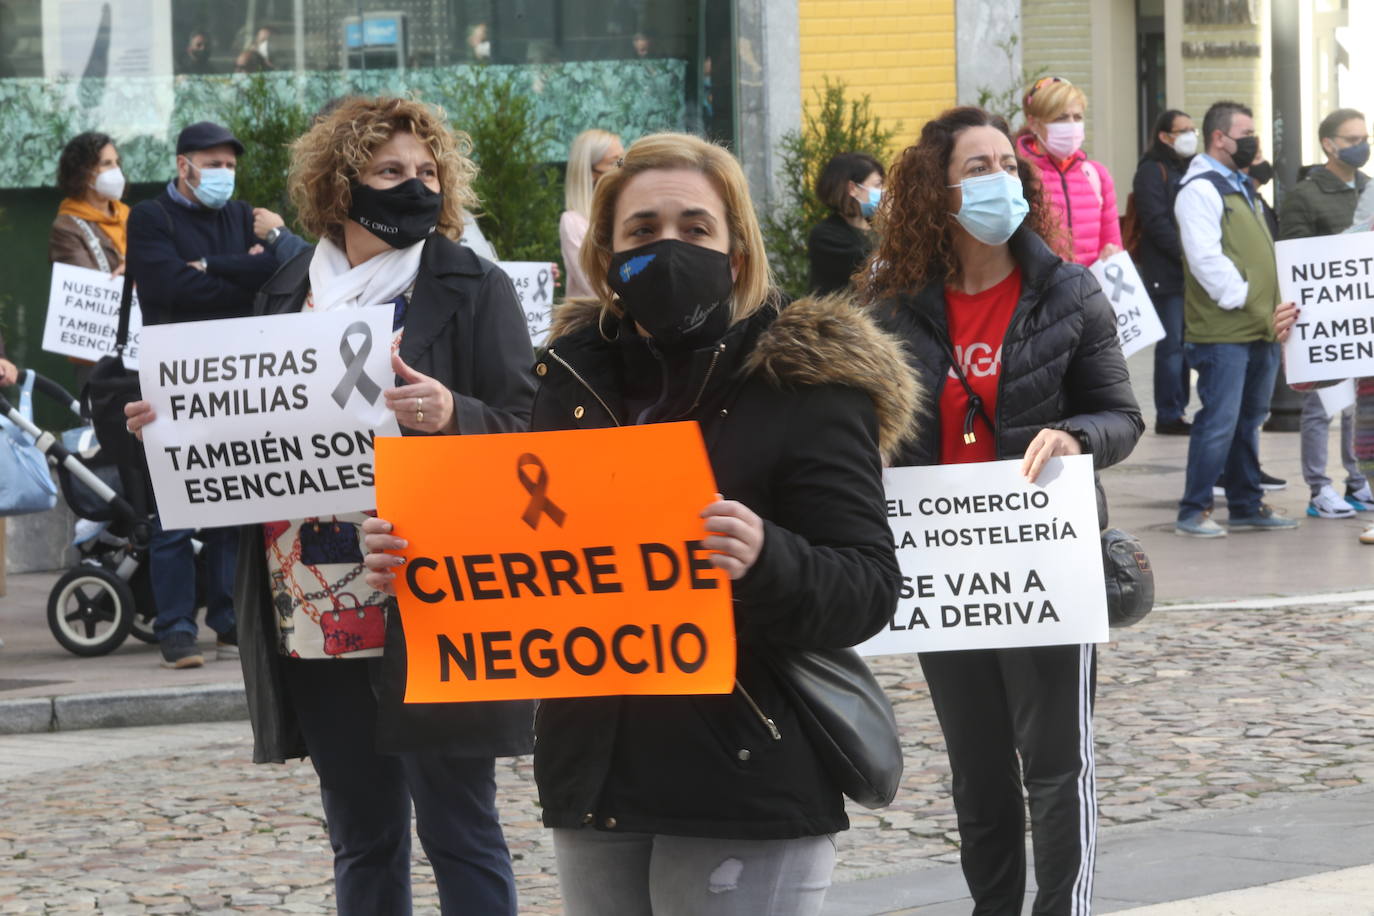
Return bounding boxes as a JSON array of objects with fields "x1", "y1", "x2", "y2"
[
  {"x1": 868, "y1": 106, "x2": 1142, "y2": 916},
  {"x1": 126, "y1": 95, "x2": 535, "y2": 914}
]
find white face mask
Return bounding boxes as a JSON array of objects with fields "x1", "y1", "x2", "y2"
[
  {"x1": 92, "y1": 166, "x2": 126, "y2": 201},
  {"x1": 1172, "y1": 130, "x2": 1199, "y2": 158},
  {"x1": 1042, "y1": 121, "x2": 1086, "y2": 159}
]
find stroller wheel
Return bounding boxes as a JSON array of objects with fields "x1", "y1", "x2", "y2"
[{"x1": 47, "y1": 566, "x2": 136, "y2": 657}]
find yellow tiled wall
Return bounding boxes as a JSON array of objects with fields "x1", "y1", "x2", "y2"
[{"x1": 798, "y1": 0, "x2": 958, "y2": 150}]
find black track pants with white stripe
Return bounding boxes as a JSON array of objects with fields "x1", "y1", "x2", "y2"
[{"x1": 920, "y1": 644, "x2": 1098, "y2": 916}]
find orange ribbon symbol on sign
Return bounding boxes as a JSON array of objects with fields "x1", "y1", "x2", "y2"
[{"x1": 518, "y1": 453, "x2": 566, "y2": 530}]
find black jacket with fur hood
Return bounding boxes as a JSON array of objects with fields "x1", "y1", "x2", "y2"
[
  {"x1": 530, "y1": 292, "x2": 920, "y2": 839},
  {"x1": 878, "y1": 227, "x2": 1143, "y2": 518}
]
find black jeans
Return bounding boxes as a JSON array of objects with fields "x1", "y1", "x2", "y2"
[
  {"x1": 919, "y1": 644, "x2": 1098, "y2": 916},
  {"x1": 284, "y1": 659, "x2": 517, "y2": 915}
]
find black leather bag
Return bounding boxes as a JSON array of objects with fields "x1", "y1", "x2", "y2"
[
  {"x1": 765, "y1": 647, "x2": 903, "y2": 809},
  {"x1": 1102, "y1": 528, "x2": 1154, "y2": 627},
  {"x1": 83, "y1": 274, "x2": 143, "y2": 466}
]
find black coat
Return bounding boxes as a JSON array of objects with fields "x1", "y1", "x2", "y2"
[
  {"x1": 807, "y1": 213, "x2": 874, "y2": 295},
  {"x1": 236, "y1": 235, "x2": 538, "y2": 764},
  {"x1": 126, "y1": 191, "x2": 278, "y2": 325},
  {"x1": 1131, "y1": 147, "x2": 1190, "y2": 298},
  {"x1": 528, "y1": 294, "x2": 919, "y2": 839},
  {"x1": 878, "y1": 228, "x2": 1143, "y2": 518}
]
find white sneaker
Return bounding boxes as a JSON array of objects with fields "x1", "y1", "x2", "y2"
[
  {"x1": 1308, "y1": 484, "x2": 1357, "y2": 519},
  {"x1": 1361, "y1": 525, "x2": 1374, "y2": 545},
  {"x1": 1347, "y1": 483, "x2": 1374, "y2": 510}
]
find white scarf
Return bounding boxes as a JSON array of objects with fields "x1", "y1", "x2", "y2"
[{"x1": 307, "y1": 236, "x2": 424, "y2": 311}]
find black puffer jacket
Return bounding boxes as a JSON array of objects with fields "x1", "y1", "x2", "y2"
[
  {"x1": 1131, "y1": 146, "x2": 1190, "y2": 298},
  {"x1": 878, "y1": 227, "x2": 1142, "y2": 515},
  {"x1": 530, "y1": 294, "x2": 919, "y2": 839}
]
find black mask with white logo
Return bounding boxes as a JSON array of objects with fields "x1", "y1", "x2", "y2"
[
  {"x1": 348, "y1": 178, "x2": 442, "y2": 248},
  {"x1": 607, "y1": 239, "x2": 734, "y2": 352}
]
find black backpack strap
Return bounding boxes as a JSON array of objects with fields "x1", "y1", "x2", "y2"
[{"x1": 115, "y1": 272, "x2": 134, "y2": 354}]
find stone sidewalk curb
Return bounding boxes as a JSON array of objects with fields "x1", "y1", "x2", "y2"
[{"x1": 0, "y1": 682, "x2": 248, "y2": 735}]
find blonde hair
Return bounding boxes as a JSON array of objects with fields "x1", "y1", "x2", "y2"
[
  {"x1": 1022, "y1": 76, "x2": 1088, "y2": 124},
  {"x1": 288, "y1": 96, "x2": 479, "y2": 245},
  {"x1": 580, "y1": 132, "x2": 774, "y2": 324},
  {"x1": 564, "y1": 129, "x2": 620, "y2": 219}
]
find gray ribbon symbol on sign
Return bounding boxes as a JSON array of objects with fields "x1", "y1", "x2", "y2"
[
  {"x1": 331, "y1": 321, "x2": 383, "y2": 408},
  {"x1": 1102, "y1": 263, "x2": 1136, "y2": 303},
  {"x1": 534, "y1": 269, "x2": 551, "y2": 303}
]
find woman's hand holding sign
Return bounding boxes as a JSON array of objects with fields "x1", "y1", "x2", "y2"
[
  {"x1": 362, "y1": 515, "x2": 405, "y2": 595},
  {"x1": 701, "y1": 495, "x2": 764, "y2": 579},
  {"x1": 1020, "y1": 429, "x2": 1082, "y2": 483},
  {"x1": 124, "y1": 400, "x2": 156, "y2": 440},
  {"x1": 1274, "y1": 301, "x2": 1299, "y2": 344},
  {"x1": 386, "y1": 354, "x2": 458, "y2": 435}
]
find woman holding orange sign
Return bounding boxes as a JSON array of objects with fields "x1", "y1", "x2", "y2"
[{"x1": 364, "y1": 132, "x2": 919, "y2": 914}]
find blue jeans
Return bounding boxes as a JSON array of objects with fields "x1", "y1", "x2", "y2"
[
  {"x1": 1178, "y1": 340, "x2": 1280, "y2": 520},
  {"x1": 149, "y1": 523, "x2": 237, "y2": 640},
  {"x1": 1152, "y1": 292, "x2": 1190, "y2": 423},
  {"x1": 284, "y1": 660, "x2": 517, "y2": 916}
]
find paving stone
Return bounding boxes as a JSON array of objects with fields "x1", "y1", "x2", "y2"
[{"x1": 4, "y1": 602, "x2": 1374, "y2": 912}]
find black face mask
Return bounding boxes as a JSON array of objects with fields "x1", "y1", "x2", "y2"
[
  {"x1": 607, "y1": 239, "x2": 734, "y2": 352},
  {"x1": 1230, "y1": 136, "x2": 1259, "y2": 170},
  {"x1": 1248, "y1": 160, "x2": 1274, "y2": 187},
  {"x1": 348, "y1": 178, "x2": 442, "y2": 248}
]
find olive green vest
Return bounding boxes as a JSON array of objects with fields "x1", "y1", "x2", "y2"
[{"x1": 1183, "y1": 174, "x2": 1278, "y2": 344}]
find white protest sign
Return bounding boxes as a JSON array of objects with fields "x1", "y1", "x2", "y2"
[
  {"x1": 1090, "y1": 252, "x2": 1166, "y2": 358},
  {"x1": 43, "y1": 262, "x2": 142, "y2": 367},
  {"x1": 139, "y1": 306, "x2": 401, "y2": 529},
  {"x1": 1317, "y1": 378, "x2": 1357, "y2": 417},
  {"x1": 500, "y1": 261, "x2": 557, "y2": 347},
  {"x1": 858, "y1": 454, "x2": 1107, "y2": 656},
  {"x1": 1279, "y1": 233, "x2": 1374, "y2": 384}
]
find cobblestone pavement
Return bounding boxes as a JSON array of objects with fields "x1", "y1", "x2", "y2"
[{"x1": 3, "y1": 600, "x2": 1373, "y2": 914}]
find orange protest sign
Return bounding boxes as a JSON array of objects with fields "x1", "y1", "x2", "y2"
[{"x1": 375, "y1": 422, "x2": 735, "y2": 703}]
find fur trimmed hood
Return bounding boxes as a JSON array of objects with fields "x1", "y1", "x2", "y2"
[{"x1": 549, "y1": 294, "x2": 922, "y2": 461}]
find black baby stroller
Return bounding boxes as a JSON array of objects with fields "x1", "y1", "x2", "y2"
[{"x1": 0, "y1": 369, "x2": 157, "y2": 656}]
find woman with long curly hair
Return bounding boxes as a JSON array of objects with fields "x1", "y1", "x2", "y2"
[
  {"x1": 126, "y1": 96, "x2": 535, "y2": 914},
  {"x1": 867, "y1": 106, "x2": 1142, "y2": 916}
]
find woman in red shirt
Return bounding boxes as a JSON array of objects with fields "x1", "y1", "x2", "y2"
[{"x1": 867, "y1": 107, "x2": 1143, "y2": 916}]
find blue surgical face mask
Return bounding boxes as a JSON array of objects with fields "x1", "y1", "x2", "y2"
[
  {"x1": 1339, "y1": 141, "x2": 1371, "y2": 170},
  {"x1": 949, "y1": 171, "x2": 1029, "y2": 246},
  {"x1": 859, "y1": 185, "x2": 882, "y2": 219},
  {"x1": 189, "y1": 163, "x2": 235, "y2": 209}
]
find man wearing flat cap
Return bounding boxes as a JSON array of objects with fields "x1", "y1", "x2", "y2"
[{"x1": 125, "y1": 121, "x2": 278, "y2": 669}]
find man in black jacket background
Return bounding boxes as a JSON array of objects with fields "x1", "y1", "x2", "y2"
[
  {"x1": 125, "y1": 121, "x2": 279, "y2": 668},
  {"x1": 1279, "y1": 108, "x2": 1372, "y2": 520}
]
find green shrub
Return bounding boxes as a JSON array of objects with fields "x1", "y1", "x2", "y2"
[
  {"x1": 761, "y1": 79, "x2": 897, "y2": 299},
  {"x1": 216, "y1": 74, "x2": 313, "y2": 228},
  {"x1": 435, "y1": 69, "x2": 563, "y2": 264}
]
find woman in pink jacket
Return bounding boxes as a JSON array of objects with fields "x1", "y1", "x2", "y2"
[{"x1": 1017, "y1": 76, "x2": 1123, "y2": 266}]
